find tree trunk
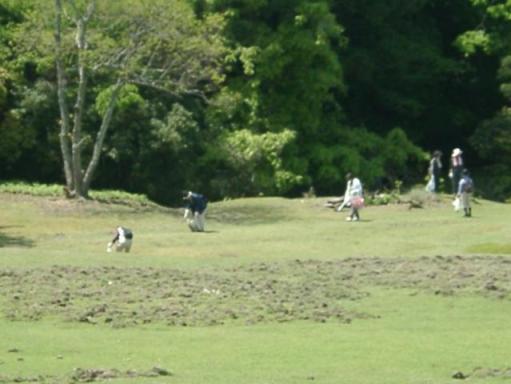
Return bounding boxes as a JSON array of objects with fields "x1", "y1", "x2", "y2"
[
  {"x1": 71, "y1": 18, "x2": 88, "y2": 197},
  {"x1": 82, "y1": 80, "x2": 124, "y2": 196},
  {"x1": 55, "y1": 0, "x2": 97, "y2": 199},
  {"x1": 54, "y1": 0, "x2": 74, "y2": 192}
]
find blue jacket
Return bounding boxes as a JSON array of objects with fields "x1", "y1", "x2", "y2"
[
  {"x1": 187, "y1": 193, "x2": 208, "y2": 214},
  {"x1": 458, "y1": 176, "x2": 473, "y2": 194}
]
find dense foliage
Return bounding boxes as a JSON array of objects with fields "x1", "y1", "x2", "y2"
[{"x1": 1, "y1": 0, "x2": 510, "y2": 203}]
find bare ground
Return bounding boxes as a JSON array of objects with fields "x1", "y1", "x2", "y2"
[{"x1": 0, "y1": 256, "x2": 509, "y2": 327}]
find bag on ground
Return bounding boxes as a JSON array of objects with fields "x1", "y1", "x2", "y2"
[
  {"x1": 425, "y1": 177, "x2": 435, "y2": 192},
  {"x1": 452, "y1": 197, "x2": 461, "y2": 211}
]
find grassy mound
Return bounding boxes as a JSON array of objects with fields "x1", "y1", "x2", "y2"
[{"x1": 0, "y1": 181, "x2": 156, "y2": 208}]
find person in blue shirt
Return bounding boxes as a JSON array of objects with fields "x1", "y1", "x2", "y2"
[
  {"x1": 457, "y1": 169, "x2": 473, "y2": 217},
  {"x1": 182, "y1": 191, "x2": 208, "y2": 232}
]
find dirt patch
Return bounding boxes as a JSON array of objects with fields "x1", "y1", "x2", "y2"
[
  {"x1": 470, "y1": 367, "x2": 511, "y2": 378},
  {"x1": 451, "y1": 367, "x2": 511, "y2": 380},
  {"x1": 71, "y1": 366, "x2": 171, "y2": 381},
  {"x1": 0, "y1": 366, "x2": 171, "y2": 383},
  {"x1": 0, "y1": 375, "x2": 43, "y2": 383},
  {"x1": 0, "y1": 264, "x2": 366, "y2": 326},
  {"x1": 0, "y1": 256, "x2": 509, "y2": 327}
]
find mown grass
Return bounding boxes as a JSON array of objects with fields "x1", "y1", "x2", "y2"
[
  {"x1": 0, "y1": 189, "x2": 511, "y2": 383},
  {"x1": 1, "y1": 294, "x2": 511, "y2": 384},
  {"x1": 1, "y1": 192, "x2": 508, "y2": 269}
]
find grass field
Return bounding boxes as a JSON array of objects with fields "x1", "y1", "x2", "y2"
[{"x1": 1, "y1": 192, "x2": 511, "y2": 383}]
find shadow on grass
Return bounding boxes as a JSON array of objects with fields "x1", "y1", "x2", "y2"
[
  {"x1": 466, "y1": 243, "x2": 511, "y2": 255},
  {"x1": 0, "y1": 226, "x2": 35, "y2": 248},
  {"x1": 207, "y1": 204, "x2": 290, "y2": 226}
]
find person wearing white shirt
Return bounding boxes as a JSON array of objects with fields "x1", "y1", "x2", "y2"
[
  {"x1": 107, "y1": 226, "x2": 133, "y2": 252},
  {"x1": 344, "y1": 173, "x2": 363, "y2": 222}
]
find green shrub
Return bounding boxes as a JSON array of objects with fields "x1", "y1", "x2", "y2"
[
  {"x1": 0, "y1": 181, "x2": 62, "y2": 196},
  {"x1": 0, "y1": 181, "x2": 155, "y2": 206},
  {"x1": 366, "y1": 193, "x2": 394, "y2": 206},
  {"x1": 204, "y1": 129, "x2": 304, "y2": 197},
  {"x1": 89, "y1": 190, "x2": 154, "y2": 206},
  {"x1": 310, "y1": 127, "x2": 427, "y2": 195}
]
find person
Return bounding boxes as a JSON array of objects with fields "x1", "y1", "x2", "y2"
[
  {"x1": 449, "y1": 148, "x2": 464, "y2": 196},
  {"x1": 107, "y1": 226, "x2": 133, "y2": 252},
  {"x1": 426, "y1": 150, "x2": 442, "y2": 193},
  {"x1": 457, "y1": 169, "x2": 473, "y2": 217},
  {"x1": 344, "y1": 173, "x2": 363, "y2": 222},
  {"x1": 183, "y1": 191, "x2": 208, "y2": 232}
]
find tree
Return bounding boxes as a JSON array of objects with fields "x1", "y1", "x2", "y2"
[
  {"x1": 456, "y1": 0, "x2": 511, "y2": 199},
  {"x1": 15, "y1": 0, "x2": 227, "y2": 198},
  {"x1": 331, "y1": 0, "x2": 495, "y2": 151},
  {"x1": 0, "y1": 1, "x2": 38, "y2": 175},
  {"x1": 203, "y1": 0, "x2": 347, "y2": 194}
]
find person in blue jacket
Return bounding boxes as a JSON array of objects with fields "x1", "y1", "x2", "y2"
[
  {"x1": 457, "y1": 169, "x2": 474, "y2": 217},
  {"x1": 183, "y1": 191, "x2": 208, "y2": 232}
]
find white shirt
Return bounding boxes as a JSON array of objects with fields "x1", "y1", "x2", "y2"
[
  {"x1": 345, "y1": 178, "x2": 363, "y2": 199},
  {"x1": 117, "y1": 227, "x2": 127, "y2": 243}
]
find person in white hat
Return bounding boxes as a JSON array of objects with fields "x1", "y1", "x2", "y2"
[{"x1": 449, "y1": 148, "x2": 463, "y2": 196}]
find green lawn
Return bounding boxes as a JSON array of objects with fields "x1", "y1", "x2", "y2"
[
  {"x1": 1, "y1": 194, "x2": 509, "y2": 268},
  {"x1": 0, "y1": 193, "x2": 510, "y2": 383}
]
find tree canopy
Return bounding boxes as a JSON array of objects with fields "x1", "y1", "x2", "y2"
[{"x1": 1, "y1": 0, "x2": 511, "y2": 202}]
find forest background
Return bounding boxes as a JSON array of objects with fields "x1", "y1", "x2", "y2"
[{"x1": 1, "y1": 0, "x2": 511, "y2": 205}]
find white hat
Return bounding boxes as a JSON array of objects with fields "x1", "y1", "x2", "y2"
[{"x1": 452, "y1": 148, "x2": 462, "y2": 156}]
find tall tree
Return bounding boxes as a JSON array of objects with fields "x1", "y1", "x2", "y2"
[
  {"x1": 15, "y1": 0, "x2": 227, "y2": 198},
  {"x1": 202, "y1": 0, "x2": 349, "y2": 194},
  {"x1": 457, "y1": 0, "x2": 511, "y2": 199},
  {"x1": 332, "y1": 0, "x2": 497, "y2": 151}
]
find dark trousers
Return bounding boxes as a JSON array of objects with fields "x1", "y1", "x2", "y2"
[{"x1": 433, "y1": 172, "x2": 440, "y2": 193}]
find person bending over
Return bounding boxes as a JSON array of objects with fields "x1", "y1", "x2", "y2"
[
  {"x1": 183, "y1": 191, "x2": 208, "y2": 232},
  {"x1": 107, "y1": 226, "x2": 133, "y2": 252}
]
